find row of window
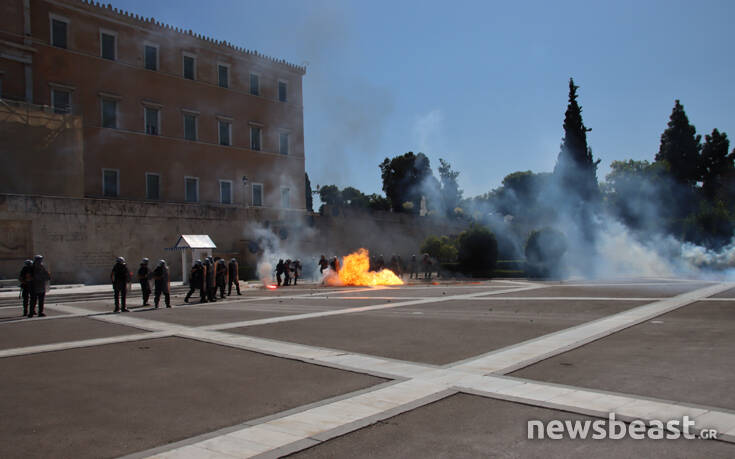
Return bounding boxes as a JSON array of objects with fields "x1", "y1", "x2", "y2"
[
  {"x1": 50, "y1": 88, "x2": 289, "y2": 154},
  {"x1": 101, "y1": 169, "x2": 291, "y2": 208},
  {"x1": 49, "y1": 14, "x2": 289, "y2": 102}
]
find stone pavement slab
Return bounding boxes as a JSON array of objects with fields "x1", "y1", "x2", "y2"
[
  {"x1": 0, "y1": 337, "x2": 385, "y2": 459},
  {"x1": 0, "y1": 317, "x2": 142, "y2": 350},
  {"x1": 394, "y1": 299, "x2": 650, "y2": 322},
  {"x1": 712, "y1": 288, "x2": 735, "y2": 298},
  {"x1": 512, "y1": 300, "x2": 735, "y2": 410},
  {"x1": 229, "y1": 309, "x2": 590, "y2": 366},
  {"x1": 289, "y1": 393, "x2": 735, "y2": 459}
]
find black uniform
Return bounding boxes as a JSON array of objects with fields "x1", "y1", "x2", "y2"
[
  {"x1": 228, "y1": 259, "x2": 241, "y2": 295},
  {"x1": 275, "y1": 260, "x2": 284, "y2": 286},
  {"x1": 18, "y1": 264, "x2": 33, "y2": 316},
  {"x1": 138, "y1": 264, "x2": 151, "y2": 305},
  {"x1": 205, "y1": 259, "x2": 216, "y2": 301},
  {"x1": 293, "y1": 260, "x2": 301, "y2": 286},
  {"x1": 318, "y1": 256, "x2": 328, "y2": 275},
  {"x1": 215, "y1": 260, "x2": 227, "y2": 298},
  {"x1": 185, "y1": 263, "x2": 207, "y2": 303},
  {"x1": 152, "y1": 264, "x2": 170, "y2": 308},
  {"x1": 283, "y1": 259, "x2": 292, "y2": 286},
  {"x1": 29, "y1": 260, "x2": 51, "y2": 317},
  {"x1": 111, "y1": 261, "x2": 131, "y2": 312}
]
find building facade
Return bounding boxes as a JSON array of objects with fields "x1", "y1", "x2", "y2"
[{"x1": 0, "y1": 0, "x2": 306, "y2": 209}]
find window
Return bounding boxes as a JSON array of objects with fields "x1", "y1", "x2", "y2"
[
  {"x1": 279, "y1": 132, "x2": 289, "y2": 155},
  {"x1": 51, "y1": 89, "x2": 71, "y2": 114},
  {"x1": 144, "y1": 44, "x2": 158, "y2": 71},
  {"x1": 183, "y1": 113, "x2": 197, "y2": 141},
  {"x1": 102, "y1": 169, "x2": 119, "y2": 197},
  {"x1": 278, "y1": 81, "x2": 287, "y2": 102},
  {"x1": 250, "y1": 126, "x2": 261, "y2": 151},
  {"x1": 183, "y1": 54, "x2": 196, "y2": 80},
  {"x1": 249, "y1": 73, "x2": 259, "y2": 95},
  {"x1": 146, "y1": 173, "x2": 160, "y2": 200},
  {"x1": 219, "y1": 180, "x2": 232, "y2": 204},
  {"x1": 218, "y1": 120, "x2": 231, "y2": 146},
  {"x1": 100, "y1": 30, "x2": 116, "y2": 60},
  {"x1": 185, "y1": 177, "x2": 199, "y2": 202},
  {"x1": 218, "y1": 64, "x2": 229, "y2": 88},
  {"x1": 101, "y1": 99, "x2": 117, "y2": 128},
  {"x1": 281, "y1": 187, "x2": 290, "y2": 208},
  {"x1": 144, "y1": 107, "x2": 159, "y2": 135},
  {"x1": 50, "y1": 16, "x2": 68, "y2": 49},
  {"x1": 252, "y1": 183, "x2": 263, "y2": 207}
]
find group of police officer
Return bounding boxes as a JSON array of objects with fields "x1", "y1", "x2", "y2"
[
  {"x1": 110, "y1": 257, "x2": 171, "y2": 312},
  {"x1": 184, "y1": 257, "x2": 241, "y2": 304},
  {"x1": 274, "y1": 259, "x2": 302, "y2": 287},
  {"x1": 17, "y1": 254, "x2": 52, "y2": 318}
]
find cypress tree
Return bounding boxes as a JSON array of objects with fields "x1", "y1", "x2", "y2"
[
  {"x1": 700, "y1": 129, "x2": 733, "y2": 200},
  {"x1": 655, "y1": 100, "x2": 702, "y2": 186},
  {"x1": 553, "y1": 78, "x2": 600, "y2": 200}
]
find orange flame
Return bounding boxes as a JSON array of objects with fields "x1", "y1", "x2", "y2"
[{"x1": 326, "y1": 248, "x2": 404, "y2": 286}]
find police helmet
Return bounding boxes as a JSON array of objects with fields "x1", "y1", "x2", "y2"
[
  {"x1": 158, "y1": 259, "x2": 166, "y2": 266},
  {"x1": 195, "y1": 259, "x2": 203, "y2": 266},
  {"x1": 230, "y1": 258, "x2": 236, "y2": 262},
  {"x1": 116, "y1": 256, "x2": 125, "y2": 264},
  {"x1": 24, "y1": 259, "x2": 33, "y2": 266},
  {"x1": 34, "y1": 254, "x2": 44, "y2": 261},
  {"x1": 142, "y1": 258, "x2": 149, "y2": 264}
]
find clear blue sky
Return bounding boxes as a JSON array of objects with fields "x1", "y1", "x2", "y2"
[{"x1": 114, "y1": 0, "x2": 735, "y2": 198}]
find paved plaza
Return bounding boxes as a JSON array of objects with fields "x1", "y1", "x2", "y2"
[{"x1": 1, "y1": 278, "x2": 734, "y2": 458}]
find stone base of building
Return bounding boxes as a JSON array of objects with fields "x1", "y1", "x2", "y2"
[{"x1": 0, "y1": 194, "x2": 467, "y2": 284}]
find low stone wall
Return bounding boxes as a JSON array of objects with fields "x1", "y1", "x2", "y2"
[{"x1": 0, "y1": 194, "x2": 468, "y2": 284}]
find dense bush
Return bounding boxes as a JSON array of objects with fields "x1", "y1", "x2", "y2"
[
  {"x1": 525, "y1": 227, "x2": 568, "y2": 278},
  {"x1": 457, "y1": 225, "x2": 498, "y2": 276},
  {"x1": 420, "y1": 235, "x2": 458, "y2": 263}
]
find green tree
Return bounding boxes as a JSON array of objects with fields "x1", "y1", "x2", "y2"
[
  {"x1": 655, "y1": 100, "x2": 702, "y2": 186},
  {"x1": 700, "y1": 129, "x2": 733, "y2": 200},
  {"x1": 420, "y1": 235, "x2": 458, "y2": 263},
  {"x1": 457, "y1": 225, "x2": 498, "y2": 276},
  {"x1": 342, "y1": 186, "x2": 370, "y2": 209},
  {"x1": 379, "y1": 152, "x2": 436, "y2": 213},
  {"x1": 367, "y1": 194, "x2": 391, "y2": 211},
  {"x1": 317, "y1": 185, "x2": 343, "y2": 210},
  {"x1": 438, "y1": 158, "x2": 463, "y2": 217},
  {"x1": 553, "y1": 78, "x2": 600, "y2": 200},
  {"x1": 525, "y1": 227, "x2": 568, "y2": 278},
  {"x1": 305, "y1": 173, "x2": 313, "y2": 212}
]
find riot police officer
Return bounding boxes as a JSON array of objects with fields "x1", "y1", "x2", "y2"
[
  {"x1": 185, "y1": 260, "x2": 206, "y2": 303},
  {"x1": 152, "y1": 259, "x2": 170, "y2": 308},
  {"x1": 205, "y1": 257, "x2": 216, "y2": 302},
  {"x1": 138, "y1": 258, "x2": 151, "y2": 306},
  {"x1": 18, "y1": 259, "x2": 33, "y2": 316},
  {"x1": 111, "y1": 256, "x2": 131, "y2": 313},
  {"x1": 275, "y1": 259, "x2": 284, "y2": 286},
  {"x1": 228, "y1": 258, "x2": 241, "y2": 295},
  {"x1": 28, "y1": 255, "x2": 51, "y2": 318},
  {"x1": 215, "y1": 258, "x2": 227, "y2": 299}
]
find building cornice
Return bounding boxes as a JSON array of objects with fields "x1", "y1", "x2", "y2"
[{"x1": 46, "y1": 0, "x2": 307, "y2": 75}]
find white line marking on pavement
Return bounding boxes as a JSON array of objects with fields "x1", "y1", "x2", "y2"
[{"x1": 0, "y1": 331, "x2": 172, "y2": 358}]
